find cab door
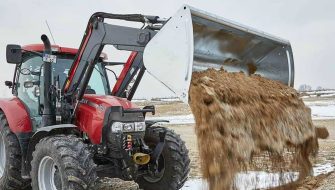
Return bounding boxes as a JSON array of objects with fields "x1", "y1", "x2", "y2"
[{"x1": 16, "y1": 56, "x2": 43, "y2": 128}]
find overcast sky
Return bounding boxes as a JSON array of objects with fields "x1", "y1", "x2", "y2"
[{"x1": 0, "y1": 0, "x2": 334, "y2": 98}]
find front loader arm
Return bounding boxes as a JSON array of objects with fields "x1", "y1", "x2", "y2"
[{"x1": 63, "y1": 12, "x2": 157, "y2": 110}]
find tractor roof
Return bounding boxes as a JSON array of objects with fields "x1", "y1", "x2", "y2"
[
  {"x1": 22, "y1": 44, "x2": 78, "y2": 55},
  {"x1": 22, "y1": 44, "x2": 108, "y2": 59}
]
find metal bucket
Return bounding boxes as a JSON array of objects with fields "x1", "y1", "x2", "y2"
[{"x1": 144, "y1": 5, "x2": 294, "y2": 103}]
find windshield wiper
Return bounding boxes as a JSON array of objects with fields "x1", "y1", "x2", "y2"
[{"x1": 94, "y1": 66, "x2": 118, "y2": 81}]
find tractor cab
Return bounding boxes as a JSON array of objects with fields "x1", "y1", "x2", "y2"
[{"x1": 7, "y1": 44, "x2": 114, "y2": 128}]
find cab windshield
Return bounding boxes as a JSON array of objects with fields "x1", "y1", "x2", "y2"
[{"x1": 17, "y1": 54, "x2": 109, "y2": 118}]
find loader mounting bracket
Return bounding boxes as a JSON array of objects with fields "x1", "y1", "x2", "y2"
[{"x1": 150, "y1": 130, "x2": 166, "y2": 164}]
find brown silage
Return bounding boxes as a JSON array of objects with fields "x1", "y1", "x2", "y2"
[{"x1": 189, "y1": 68, "x2": 319, "y2": 190}]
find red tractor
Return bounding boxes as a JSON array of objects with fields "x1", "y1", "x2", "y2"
[
  {"x1": 0, "y1": 5, "x2": 294, "y2": 190},
  {"x1": 1, "y1": 13, "x2": 191, "y2": 190}
]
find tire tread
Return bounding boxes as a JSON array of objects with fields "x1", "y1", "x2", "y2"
[
  {"x1": 0, "y1": 111, "x2": 30, "y2": 190},
  {"x1": 137, "y1": 126, "x2": 190, "y2": 190},
  {"x1": 31, "y1": 135, "x2": 96, "y2": 190}
]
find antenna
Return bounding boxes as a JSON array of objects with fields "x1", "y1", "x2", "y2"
[{"x1": 45, "y1": 20, "x2": 57, "y2": 45}]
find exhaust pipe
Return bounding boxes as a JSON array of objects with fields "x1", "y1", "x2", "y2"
[
  {"x1": 41, "y1": 34, "x2": 56, "y2": 127},
  {"x1": 133, "y1": 153, "x2": 150, "y2": 165}
]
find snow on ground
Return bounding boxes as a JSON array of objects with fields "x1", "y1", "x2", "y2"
[
  {"x1": 146, "y1": 114, "x2": 195, "y2": 125},
  {"x1": 148, "y1": 99, "x2": 335, "y2": 125},
  {"x1": 305, "y1": 100, "x2": 335, "y2": 120},
  {"x1": 310, "y1": 105, "x2": 335, "y2": 120},
  {"x1": 133, "y1": 97, "x2": 181, "y2": 103},
  {"x1": 304, "y1": 100, "x2": 335, "y2": 106},
  {"x1": 181, "y1": 163, "x2": 335, "y2": 190},
  {"x1": 182, "y1": 179, "x2": 207, "y2": 190},
  {"x1": 321, "y1": 94, "x2": 335, "y2": 97},
  {"x1": 305, "y1": 90, "x2": 335, "y2": 95},
  {"x1": 147, "y1": 104, "x2": 335, "y2": 125}
]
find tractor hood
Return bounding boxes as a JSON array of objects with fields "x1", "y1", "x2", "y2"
[
  {"x1": 76, "y1": 94, "x2": 140, "y2": 144},
  {"x1": 82, "y1": 94, "x2": 139, "y2": 110}
]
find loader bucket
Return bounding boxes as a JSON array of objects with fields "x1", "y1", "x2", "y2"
[{"x1": 143, "y1": 5, "x2": 294, "y2": 103}]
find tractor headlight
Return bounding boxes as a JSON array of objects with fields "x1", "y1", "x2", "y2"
[
  {"x1": 135, "y1": 122, "x2": 146, "y2": 132},
  {"x1": 111, "y1": 122, "x2": 146, "y2": 133},
  {"x1": 123, "y1": 123, "x2": 135, "y2": 132},
  {"x1": 111, "y1": 122, "x2": 123, "y2": 133}
]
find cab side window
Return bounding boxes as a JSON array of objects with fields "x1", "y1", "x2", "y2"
[
  {"x1": 87, "y1": 65, "x2": 109, "y2": 95},
  {"x1": 17, "y1": 56, "x2": 43, "y2": 117}
]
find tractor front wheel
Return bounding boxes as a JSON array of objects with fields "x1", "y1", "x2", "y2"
[
  {"x1": 0, "y1": 111, "x2": 30, "y2": 189},
  {"x1": 31, "y1": 135, "x2": 96, "y2": 190},
  {"x1": 136, "y1": 126, "x2": 190, "y2": 190}
]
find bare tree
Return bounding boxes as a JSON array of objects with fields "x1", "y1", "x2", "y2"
[
  {"x1": 298, "y1": 84, "x2": 312, "y2": 92},
  {"x1": 316, "y1": 86, "x2": 323, "y2": 91}
]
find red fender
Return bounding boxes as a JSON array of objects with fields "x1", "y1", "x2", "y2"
[{"x1": 0, "y1": 98, "x2": 32, "y2": 133}]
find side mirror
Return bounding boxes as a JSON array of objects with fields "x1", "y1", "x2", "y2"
[
  {"x1": 5, "y1": 81, "x2": 13, "y2": 88},
  {"x1": 6, "y1": 44, "x2": 22, "y2": 64}
]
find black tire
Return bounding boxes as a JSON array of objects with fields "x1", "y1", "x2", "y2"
[
  {"x1": 31, "y1": 135, "x2": 96, "y2": 190},
  {"x1": 0, "y1": 111, "x2": 30, "y2": 190},
  {"x1": 136, "y1": 126, "x2": 190, "y2": 190}
]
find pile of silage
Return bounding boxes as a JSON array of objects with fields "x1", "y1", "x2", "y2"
[{"x1": 189, "y1": 68, "x2": 319, "y2": 190}]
